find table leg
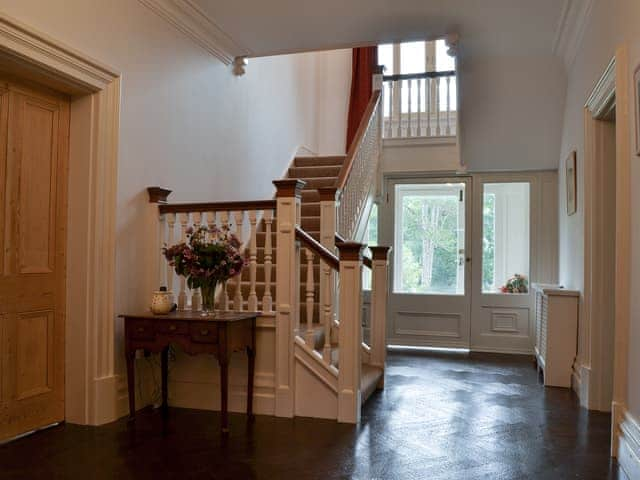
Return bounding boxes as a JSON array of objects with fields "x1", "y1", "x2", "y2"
[
  {"x1": 126, "y1": 349, "x2": 136, "y2": 420},
  {"x1": 219, "y1": 355, "x2": 229, "y2": 434},
  {"x1": 247, "y1": 319, "x2": 256, "y2": 420},
  {"x1": 161, "y1": 346, "x2": 169, "y2": 413}
]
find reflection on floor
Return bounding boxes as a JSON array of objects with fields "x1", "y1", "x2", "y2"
[{"x1": 0, "y1": 351, "x2": 622, "y2": 479}]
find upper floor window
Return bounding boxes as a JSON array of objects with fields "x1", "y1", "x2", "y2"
[
  {"x1": 378, "y1": 39, "x2": 455, "y2": 76},
  {"x1": 379, "y1": 39, "x2": 457, "y2": 139}
]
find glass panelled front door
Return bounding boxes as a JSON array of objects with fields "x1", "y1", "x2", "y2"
[{"x1": 385, "y1": 178, "x2": 472, "y2": 348}]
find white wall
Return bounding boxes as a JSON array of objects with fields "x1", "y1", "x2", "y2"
[
  {"x1": 557, "y1": 0, "x2": 640, "y2": 424},
  {"x1": 458, "y1": 54, "x2": 567, "y2": 172},
  {"x1": 0, "y1": 0, "x2": 350, "y2": 382}
]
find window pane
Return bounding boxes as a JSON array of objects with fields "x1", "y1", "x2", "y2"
[
  {"x1": 435, "y1": 39, "x2": 455, "y2": 72},
  {"x1": 482, "y1": 183, "x2": 530, "y2": 294},
  {"x1": 378, "y1": 44, "x2": 393, "y2": 75},
  {"x1": 362, "y1": 204, "x2": 378, "y2": 290},
  {"x1": 400, "y1": 41, "x2": 425, "y2": 74},
  {"x1": 394, "y1": 184, "x2": 465, "y2": 295}
]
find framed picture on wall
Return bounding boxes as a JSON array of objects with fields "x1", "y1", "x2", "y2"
[
  {"x1": 566, "y1": 151, "x2": 577, "y2": 216},
  {"x1": 635, "y1": 65, "x2": 640, "y2": 155}
]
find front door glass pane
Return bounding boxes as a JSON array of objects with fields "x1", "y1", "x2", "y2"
[
  {"x1": 482, "y1": 182, "x2": 530, "y2": 293},
  {"x1": 394, "y1": 183, "x2": 465, "y2": 295}
]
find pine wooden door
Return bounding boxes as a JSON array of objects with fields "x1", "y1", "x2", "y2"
[{"x1": 0, "y1": 78, "x2": 69, "y2": 442}]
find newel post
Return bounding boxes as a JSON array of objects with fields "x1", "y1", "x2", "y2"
[
  {"x1": 336, "y1": 241, "x2": 364, "y2": 424},
  {"x1": 147, "y1": 187, "x2": 172, "y2": 299},
  {"x1": 369, "y1": 246, "x2": 391, "y2": 387},
  {"x1": 273, "y1": 179, "x2": 305, "y2": 418}
]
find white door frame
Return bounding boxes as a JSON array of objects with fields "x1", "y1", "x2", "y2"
[{"x1": 0, "y1": 14, "x2": 121, "y2": 425}]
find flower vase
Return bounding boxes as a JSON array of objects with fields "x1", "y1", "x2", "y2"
[{"x1": 200, "y1": 280, "x2": 218, "y2": 316}]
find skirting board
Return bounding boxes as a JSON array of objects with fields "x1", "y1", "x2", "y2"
[{"x1": 616, "y1": 405, "x2": 640, "y2": 479}]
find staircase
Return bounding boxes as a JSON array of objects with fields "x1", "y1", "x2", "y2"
[
  {"x1": 151, "y1": 80, "x2": 387, "y2": 424},
  {"x1": 287, "y1": 155, "x2": 383, "y2": 407}
]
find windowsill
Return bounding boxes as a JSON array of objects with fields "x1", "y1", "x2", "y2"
[
  {"x1": 383, "y1": 136, "x2": 457, "y2": 148},
  {"x1": 481, "y1": 292, "x2": 531, "y2": 296}
]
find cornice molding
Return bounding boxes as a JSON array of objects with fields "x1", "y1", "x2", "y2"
[
  {"x1": 552, "y1": 0, "x2": 594, "y2": 70},
  {"x1": 0, "y1": 12, "x2": 119, "y2": 91},
  {"x1": 585, "y1": 57, "x2": 616, "y2": 119},
  {"x1": 138, "y1": 0, "x2": 248, "y2": 65}
]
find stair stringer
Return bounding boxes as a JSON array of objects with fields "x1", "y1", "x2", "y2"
[{"x1": 293, "y1": 336, "x2": 339, "y2": 419}]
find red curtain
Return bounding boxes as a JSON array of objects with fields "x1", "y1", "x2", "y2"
[{"x1": 346, "y1": 46, "x2": 378, "y2": 151}]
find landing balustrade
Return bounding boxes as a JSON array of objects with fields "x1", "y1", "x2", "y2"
[
  {"x1": 382, "y1": 70, "x2": 457, "y2": 139},
  {"x1": 149, "y1": 194, "x2": 277, "y2": 314}
]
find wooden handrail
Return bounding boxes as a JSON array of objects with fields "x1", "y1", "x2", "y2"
[
  {"x1": 337, "y1": 90, "x2": 382, "y2": 190},
  {"x1": 159, "y1": 199, "x2": 277, "y2": 214},
  {"x1": 295, "y1": 226, "x2": 339, "y2": 271},
  {"x1": 383, "y1": 70, "x2": 456, "y2": 82}
]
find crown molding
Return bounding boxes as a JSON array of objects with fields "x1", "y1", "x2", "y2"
[
  {"x1": 0, "y1": 12, "x2": 119, "y2": 90},
  {"x1": 553, "y1": 0, "x2": 594, "y2": 70},
  {"x1": 585, "y1": 57, "x2": 616, "y2": 119},
  {"x1": 138, "y1": 0, "x2": 248, "y2": 65}
]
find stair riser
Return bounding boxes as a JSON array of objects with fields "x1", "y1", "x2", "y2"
[
  {"x1": 300, "y1": 178, "x2": 337, "y2": 189},
  {"x1": 288, "y1": 166, "x2": 342, "y2": 178},
  {"x1": 294, "y1": 156, "x2": 345, "y2": 167}
]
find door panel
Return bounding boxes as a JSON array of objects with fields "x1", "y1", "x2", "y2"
[
  {"x1": 0, "y1": 79, "x2": 68, "y2": 441},
  {"x1": 385, "y1": 177, "x2": 472, "y2": 348}
]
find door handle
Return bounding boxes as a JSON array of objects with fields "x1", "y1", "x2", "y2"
[{"x1": 466, "y1": 257, "x2": 471, "y2": 263}]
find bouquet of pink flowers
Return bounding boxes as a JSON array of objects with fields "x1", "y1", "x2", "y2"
[
  {"x1": 163, "y1": 225, "x2": 246, "y2": 312},
  {"x1": 500, "y1": 274, "x2": 528, "y2": 294}
]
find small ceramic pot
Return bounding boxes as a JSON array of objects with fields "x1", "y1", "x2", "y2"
[{"x1": 151, "y1": 290, "x2": 173, "y2": 315}]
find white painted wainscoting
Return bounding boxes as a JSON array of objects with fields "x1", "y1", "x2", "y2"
[{"x1": 615, "y1": 404, "x2": 640, "y2": 479}]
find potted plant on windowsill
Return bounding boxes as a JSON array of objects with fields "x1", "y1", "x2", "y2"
[
  {"x1": 163, "y1": 225, "x2": 246, "y2": 316},
  {"x1": 500, "y1": 274, "x2": 528, "y2": 294}
]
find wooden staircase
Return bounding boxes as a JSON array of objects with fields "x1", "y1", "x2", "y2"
[{"x1": 151, "y1": 82, "x2": 386, "y2": 423}]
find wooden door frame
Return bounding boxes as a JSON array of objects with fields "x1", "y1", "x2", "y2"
[
  {"x1": 0, "y1": 13, "x2": 121, "y2": 426},
  {"x1": 579, "y1": 46, "x2": 632, "y2": 458}
]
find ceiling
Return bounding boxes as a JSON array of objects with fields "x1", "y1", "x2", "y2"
[{"x1": 193, "y1": 0, "x2": 567, "y2": 59}]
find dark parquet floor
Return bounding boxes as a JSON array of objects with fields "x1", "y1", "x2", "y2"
[{"x1": 0, "y1": 351, "x2": 623, "y2": 479}]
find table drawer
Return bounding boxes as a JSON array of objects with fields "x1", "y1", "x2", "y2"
[
  {"x1": 190, "y1": 323, "x2": 218, "y2": 343},
  {"x1": 156, "y1": 320, "x2": 188, "y2": 335},
  {"x1": 129, "y1": 319, "x2": 155, "y2": 340}
]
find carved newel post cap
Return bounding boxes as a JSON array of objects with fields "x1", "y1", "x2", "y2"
[
  {"x1": 369, "y1": 246, "x2": 392, "y2": 261},
  {"x1": 273, "y1": 179, "x2": 307, "y2": 198},
  {"x1": 336, "y1": 241, "x2": 365, "y2": 262},
  {"x1": 317, "y1": 186, "x2": 340, "y2": 202},
  {"x1": 147, "y1": 186, "x2": 172, "y2": 204}
]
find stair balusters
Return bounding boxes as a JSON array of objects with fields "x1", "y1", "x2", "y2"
[
  {"x1": 262, "y1": 210, "x2": 274, "y2": 313},
  {"x1": 153, "y1": 195, "x2": 277, "y2": 314},
  {"x1": 382, "y1": 71, "x2": 456, "y2": 139},
  {"x1": 304, "y1": 248, "x2": 315, "y2": 347}
]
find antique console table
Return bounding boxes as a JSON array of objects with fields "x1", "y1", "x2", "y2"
[{"x1": 121, "y1": 311, "x2": 257, "y2": 433}]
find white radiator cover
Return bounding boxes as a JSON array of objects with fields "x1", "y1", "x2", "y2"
[{"x1": 534, "y1": 284, "x2": 579, "y2": 388}]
